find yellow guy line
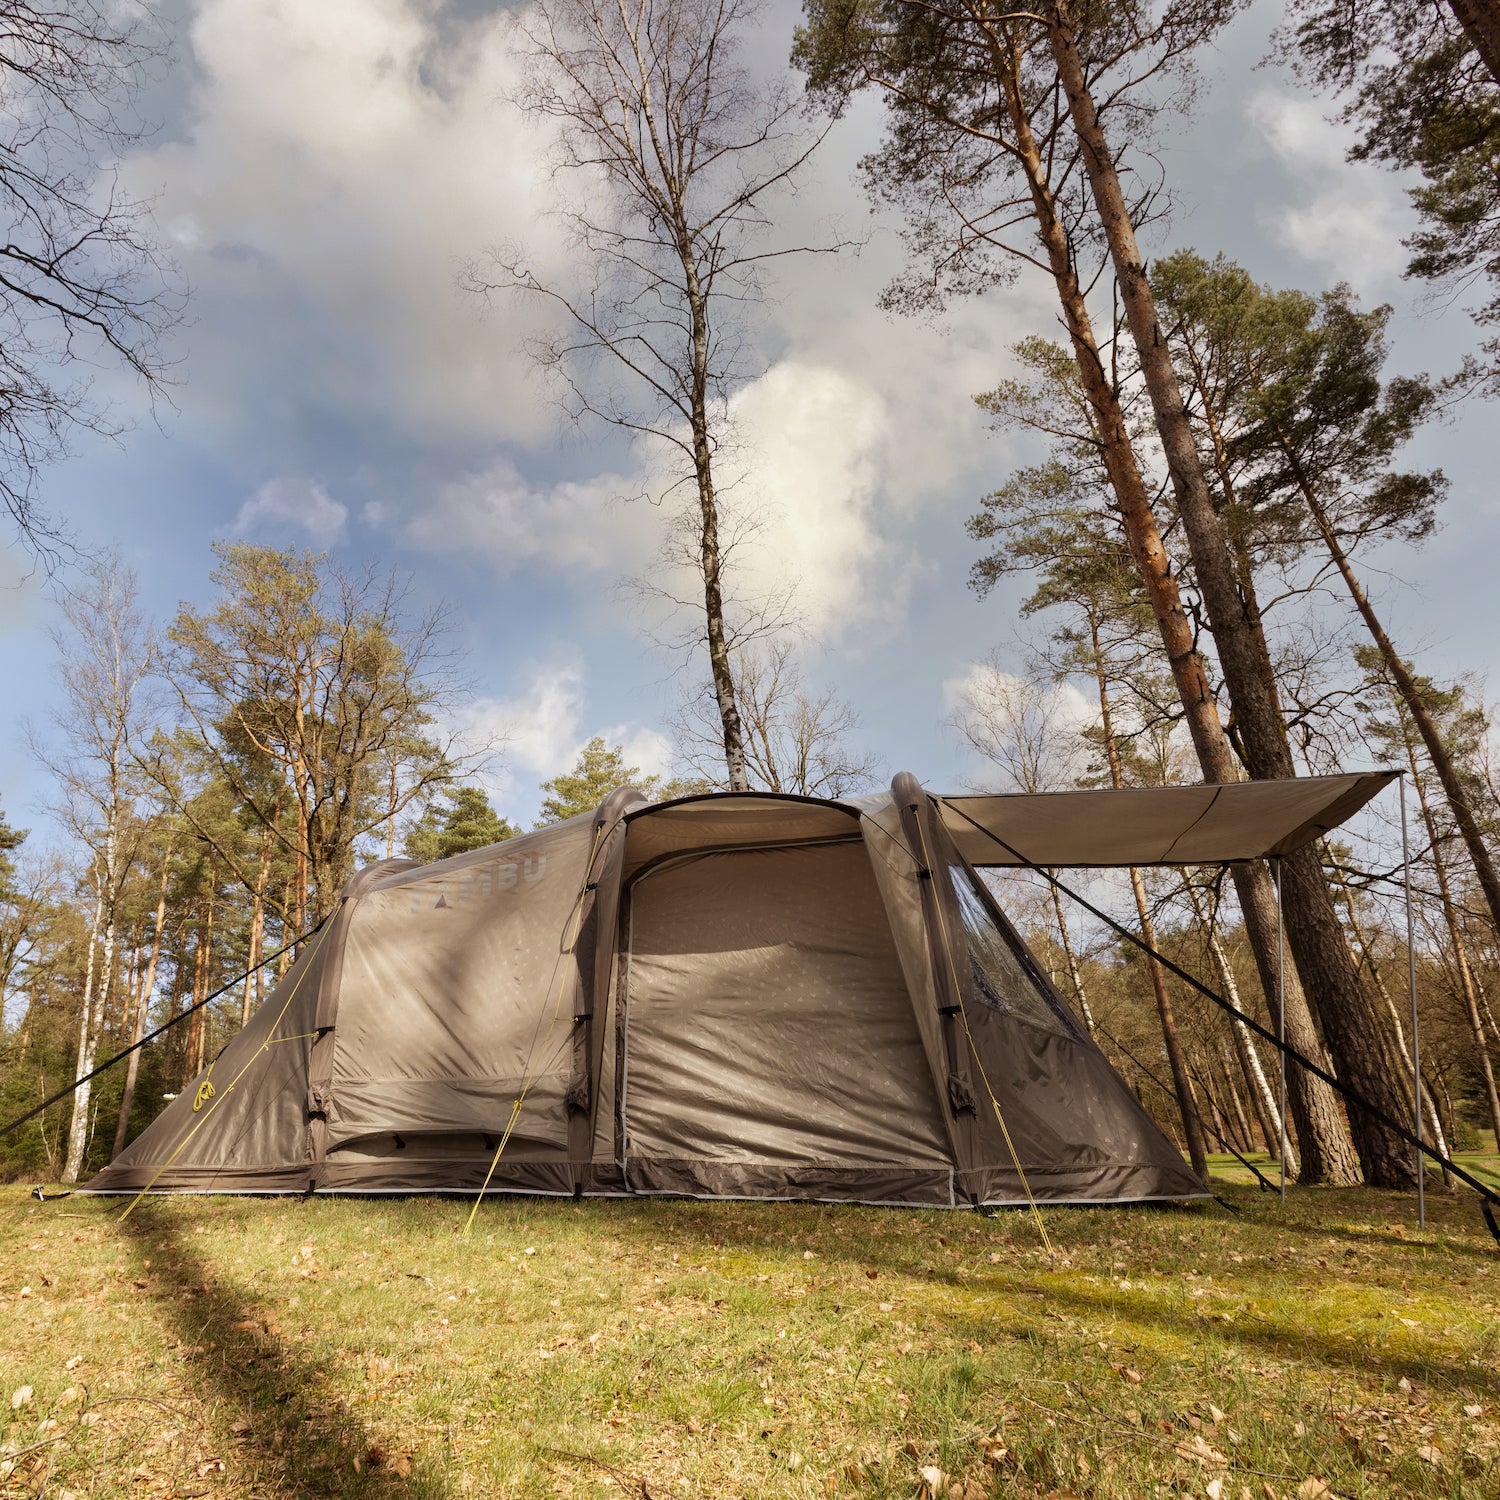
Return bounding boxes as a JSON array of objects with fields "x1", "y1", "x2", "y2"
[
  {"x1": 913, "y1": 814, "x2": 1055, "y2": 1256},
  {"x1": 119, "y1": 920, "x2": 335, "y2": 1221},
  {"x1": 463, "y1": 824, "x2": 605, "y2": 1237}
]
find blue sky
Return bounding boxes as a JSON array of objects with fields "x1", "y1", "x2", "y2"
[{"x1": 1, "y1": 0, "x2": 1494, "y2": 844}]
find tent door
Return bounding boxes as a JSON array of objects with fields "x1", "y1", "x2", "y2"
[{"x1": 616, "y1": 840, "x2": 950, "y2": 1197}]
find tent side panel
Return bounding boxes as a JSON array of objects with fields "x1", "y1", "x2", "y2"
[
  {"x1": 323, "y1": 819, "x2": 597, "y2": 1175},
  {"x1": 960, "y1": 1019, "x2": 1208, "y2": 1202},
  {"x1": 622, "y1": 842, "x2": 949, "y2": 1189},
  {"x1": 933, "y1": 830, "x2": 1206, "y2": 1203},
  {"x1": 79, "y1": 924, "x2": 341, "y2": 1194}
]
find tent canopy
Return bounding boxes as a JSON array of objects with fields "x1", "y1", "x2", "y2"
[{"x1": 936, "y1": 771, "x2": 1397, "y2": 869}]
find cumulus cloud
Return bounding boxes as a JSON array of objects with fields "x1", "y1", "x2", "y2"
[
  {"x1": 942, "y1": 658, "x2": 1095, "y2": 792},
  {"x1": 713, "y1": 360, "x2": 915, "y2": 642},
  {"x1": 233, "y1": 475, "x2": 349, "y2": 547},
  {"x1": 456, "y1": 660, "x2": 586, "y2": 790},
  {"x1": 611, "y1": 725, "x2": 674, "y2": 782},
  {"x1": 120, "y1": 0, "x2": 572, "y2": 448},
  {"x1": 450, "y1": 659, "x2": 674, "y2": 815},
  {"x1": 1247, "y1": 91, "x2": 1412, "y2": 288},
  {"x1": 399, "y1": 455, "x2": 650, "y2": 575}
]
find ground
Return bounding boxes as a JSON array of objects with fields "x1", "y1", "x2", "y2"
[{"x1": 2, "y1": 1154, "x2": 1498, "y2": 1499}]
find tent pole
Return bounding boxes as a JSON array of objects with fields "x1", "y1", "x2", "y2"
[
  {"x1": 1400, "y1": 772, "x2": 1424, "y2": 1229},
  {"x1": 1275, "y1": 857, "x2": 1286, "y2": 1208}
]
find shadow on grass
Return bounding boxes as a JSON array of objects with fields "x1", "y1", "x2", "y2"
[
  {"x1": 537, "y1": 1191, "x2": 1499, "y2": 1400},
  {"x1": 115, "y1": 1203, "x2": 448, "y2": 1499},
  {"x1": 999, "y1": 1267, "x2": 1500, "y2": 1400}
]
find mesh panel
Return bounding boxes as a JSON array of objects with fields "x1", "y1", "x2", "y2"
[{"x1": 949, "y1": 862, "x2": 1081, "y2": 1039}]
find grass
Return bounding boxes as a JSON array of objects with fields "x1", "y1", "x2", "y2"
[{"x1": 1, "y1": 1163, "x2": 1497, "y2": 1499}]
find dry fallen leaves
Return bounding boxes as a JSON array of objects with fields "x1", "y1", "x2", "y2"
[{"x1": 1175, "y1": 1433, "x2": 1228, "y2": 1467}]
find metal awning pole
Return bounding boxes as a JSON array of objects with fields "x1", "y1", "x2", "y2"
[
  {"x1": 1275, "y1": 857, "x2": 1286, "y2": 1207},
  {"x1": 1399, "y1": 772, "x2": 1424, "y2": 1229}
]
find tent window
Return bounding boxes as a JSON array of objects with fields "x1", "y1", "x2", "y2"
[{"x1": 948, "y1": 861, "x2": 1081, "y2": 1039}]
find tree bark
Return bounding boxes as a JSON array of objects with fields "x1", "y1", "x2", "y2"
[
  {"x1": 996, "y1": 43, "x2": 1355, "y2": 1180},
  {"x1": 1048, "y1": 0, "x2": 1414, "y2": 1186},
  {"x1": 61, "y1": 884, "x2": 107, "y2": 1183},
  {"x1": 1448, "y1": 0, "x2": 1500, "y2": 90},
  {"x1": 682, "y1": 252, "x2": 750, "y2": 792},
  {"x1": 1048, "y1": 881, "x2": 1095, "y2": 1033},
  {"x1": 1184, "y1": 878, "x2": 1295, "y2": 1170},
  {"x1": 1298, "y1": 465, "x2": 1500, "y2": 945},
  {"x1": 113, "y1": 855, "x2": 170, "y2": 1158}
]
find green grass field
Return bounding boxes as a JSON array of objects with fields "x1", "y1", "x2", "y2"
[{"x1": 3, "y1": 1163, "x2": 1497, "y2": 1498}]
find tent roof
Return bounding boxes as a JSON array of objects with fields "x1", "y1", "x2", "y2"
[{"x1": 935, "y1": 771, "x2": 1397, "y2": 869}]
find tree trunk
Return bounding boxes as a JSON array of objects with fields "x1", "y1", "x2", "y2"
[
  {"x1": 1048, "y1": 881, "x2": 1095, "y2": 1033},
  {"x1": 113, "y1": 856, "x2": 171, "y2": 1158},
  {"x1": 680, "y1": 243, "x2": 749, "y2": 791},
  {"x1": 1298, "y1": 466, "x2": 1500, "y2": 944},
  {"x1": 1408, "y1": 737, "x2": 1500, "y2": 1142},
  {"x1": 61, "y1": 886, "x2": 106, "y2": 1184},
  {"x1": 1183, "y1": 878, "x2": 1295, "y2": 1171},
  {"x1": 998, "y1": 38, "x2": 1356, "y2": 1181},
  {"x1": 1448, "y1": 0, "x2": 1500, "y2": 90},
  {"x1": 1048, "y1": 0, "x2": 1414, "y2": 1187}
]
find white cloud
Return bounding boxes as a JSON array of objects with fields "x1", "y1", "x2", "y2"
[
  {"x1": 121, "y1": 0, "x2": 572, "y2": 447},
  {"x1": 450, "y1": 659, "x2": 673, "y2": 813},
  {"x1": 611, "y1": 725, "x2": 674, "y2": 783},
  {"x1": 718, "y1": 360, "x2": 911, "y2": 641},
  {"x1": 233, "y1": 475, "x2": 348, "y2": 547},
  {"x1": 941, "y1": 658, "x2": 1095, "y2": 792},
  {"x1": 457, "y1": 660, "x2": 586, "y2": 789},
  {"x1": 1247, "y1": 90, "x2": 1412, "y2": 288},
  {"x1": 400, "y1": 455, "x2": 649, "y2": 575}
]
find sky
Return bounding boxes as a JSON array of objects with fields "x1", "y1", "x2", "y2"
[{"x1": 1, "y1": 0, "x2": 1495, "y2": 846}]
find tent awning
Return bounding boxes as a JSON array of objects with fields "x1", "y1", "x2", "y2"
[{"x1": 935, "y1": 771, "x2": 1398, "y2": 869}]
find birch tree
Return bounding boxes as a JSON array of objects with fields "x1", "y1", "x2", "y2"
[
  {"x1": 38, "y1": 556, "x2": 158, "y2": 1181},
  {"x1": 0, "y1": 1, "x2": 181, "y2": 558},
  {"x1": 474, "y1": 0, "x2": 837, "y2": 790}
]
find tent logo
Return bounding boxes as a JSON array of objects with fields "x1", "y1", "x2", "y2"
[{"x1": 412, "y1": 854, "x2": 548, "y2": 913}]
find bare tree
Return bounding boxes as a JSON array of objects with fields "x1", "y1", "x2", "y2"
[
  {"x1": 947, "y1": 655, "x2": 1098, "y2": 1037},
  {"x1": 471, "y1": 0, "x2": 838, "y2": 790},
  {"x1": 672, "y1": 639, "x2": 879, "y2": 795},
  {"x1": 0, "y1": 1, "x2": 181, "y2": 559},
  {"x1": 33, "y1": 555, "x2": 158, "y2": 1181}
]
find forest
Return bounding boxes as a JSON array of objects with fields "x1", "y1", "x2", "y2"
[{"x1": 0, "y1": 0, "x2": 1499, "y2": 1213}]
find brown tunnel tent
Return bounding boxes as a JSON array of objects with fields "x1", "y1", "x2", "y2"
[{"x1": 82, "y1": 771, "x2": 1394, "y2": 1207}]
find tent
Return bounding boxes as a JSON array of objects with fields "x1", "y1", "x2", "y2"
[{"x1": 82, "y1": 771, "x2": 1392, "y2": 1208}]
